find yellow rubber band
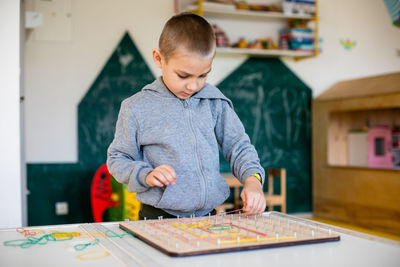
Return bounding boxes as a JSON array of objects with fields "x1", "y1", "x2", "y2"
[{"x1": 76, "y1": 250, "x2": 110, "y2": 261}]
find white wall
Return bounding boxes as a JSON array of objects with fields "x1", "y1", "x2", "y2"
[
  {"x1": 24, "y1": 0, "x2": 400, "y2": 165},
  {"x1": 0, "y1": 0, "x2": 23, "y2": 228},
  {"x1": 24, "y1": 0, "x2": 173, "y2": 163},
  {"x1": 284, "y1": 0, "x2": 400, "y2": 96}
]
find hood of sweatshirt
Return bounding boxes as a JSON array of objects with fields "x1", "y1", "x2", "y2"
[{"x1": 142, "y1": 76, "x2": 233, "y2": 108}]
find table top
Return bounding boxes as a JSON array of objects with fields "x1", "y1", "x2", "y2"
[{"x1": 1, "y1": 212, "x2": 399, "y2": 267}]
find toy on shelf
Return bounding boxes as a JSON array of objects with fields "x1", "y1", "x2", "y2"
[
  {"x1": 213, "y1": 24, "x2": 230, "y2": 47},
  {"x1": 232, "y1": 36, "x2": 278, "y2": 50},
  {"x1": 282, "y1": 0, "x2": 315, "y2": 16},
  {"x1": 247, "y1": 39, "x2": 263, "y2": 49},
  {"x1": 263, "y1": 37, "x2": 279, "y2": 49},
  {"x1": 347, "y1": 130, "x2": 368, "y2": 167},
  {"x1": 347, "y1": 125, "x2": 400, "y2": 169},
  {"x1": 279, "y1": 27, "x2": 318, "y2": 51},
  {"x1": 234, "y1": 0, "x2": 282, "y2": 12},
  {"x1": 232, "y1": 37, "x2": 248, "y2": 48},
  {"x1": 367, "y1": 126, "x2": 393, "y2": 169}
]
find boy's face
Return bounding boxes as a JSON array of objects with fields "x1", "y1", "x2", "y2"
[{"x1": 153, "y1": 46, "x2": 213, "y2": 100}]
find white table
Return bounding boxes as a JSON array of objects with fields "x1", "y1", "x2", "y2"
[{"x1": 1, "y1": 212, "x2": 399, "y2": 267}]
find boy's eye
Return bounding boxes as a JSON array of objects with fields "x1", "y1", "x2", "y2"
[{"x1": 178, "y1": 74, "x2": 188, "y2": 79}]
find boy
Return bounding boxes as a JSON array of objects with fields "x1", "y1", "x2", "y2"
[{"x1": 107, "y1": 12, "x2": 266, "y2": 220}]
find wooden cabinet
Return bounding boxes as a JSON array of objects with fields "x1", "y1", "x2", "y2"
[
  {"x1": 178, "y1": 0, "x2": 319, "y2": 59},
  {"x1": 312, "y1": 72, "x2": 400, "y2": 236}
]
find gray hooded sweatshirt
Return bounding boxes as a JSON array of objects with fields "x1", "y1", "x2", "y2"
[{"x1": 107, "y1": 77, "x2": 264, "y2": 217}]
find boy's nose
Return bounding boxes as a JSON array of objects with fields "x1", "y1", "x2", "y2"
[{"x1": 186, "y1": 80, "x2": 198, "y2": 92}]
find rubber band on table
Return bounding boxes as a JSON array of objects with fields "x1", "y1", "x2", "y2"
[{"x1": 76, "y1": 250, "x2": 110, "y2": 261}]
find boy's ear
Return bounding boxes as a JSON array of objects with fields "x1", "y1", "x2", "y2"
[{"x1": 152, "y1": 49, "x2": 163, "y2": 68}]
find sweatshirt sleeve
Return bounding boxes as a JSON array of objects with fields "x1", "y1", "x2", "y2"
[
  {"x1": 215, "y1": 100, "x2": 265, "y2": 185},
  {"x1": 107, "y1": 100, "x2": 153, "y2": 193}
]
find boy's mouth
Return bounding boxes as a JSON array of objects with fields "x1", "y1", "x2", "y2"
[{"x1": 182, "y1": 92, "x2": 191, "y2": 97}]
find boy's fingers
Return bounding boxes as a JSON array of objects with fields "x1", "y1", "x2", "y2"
[
  {"x1": 154, "y1": 180, "x2": 164, "y2": 187},
  {"x1": 241, "y1": 191, "x2": 247, "y2": 211},
  {"x1": 158, "y1": 168, "x2": 172, "y2": 184},
  {"x1": 261, "y1": 197, "x2": 267, "y2": 213},
  {"x1": 253, "y1": 196, "x2": 260, "y2": 213},
  {"x1": 243, "y1": 198, "x2": 252, "y2": 214},
  {"x1": 245, "y1": 194, "x2": 264, "y2": 215},
  {"x1": 244, "y1": 194, "x2": 255, "y2": 214},
  {"x1": 153, "y1": 171, "x2": 169, "y2": 185},
  {"x1": 256, "y1": 197, "x2": 265, "y2": 214},
  {"x1": 161, "y1": 165, "x2": 177, "y2": 178},
  {"x1": 159, "y1": 170, "x2": 175, "y2": 185},
  {"x1": 150, "y1": 176, "x2": 164, "y2": 187},
  {"x1": 159, "y1": 165, "x2": 177, "y2": 184}
]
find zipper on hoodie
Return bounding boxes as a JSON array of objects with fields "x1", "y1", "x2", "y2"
[{"x1": 182, "y1": 99, "x2": 207, "y2": 211}]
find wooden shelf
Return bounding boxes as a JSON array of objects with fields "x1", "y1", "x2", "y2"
[
  {"x1": 185, "y1": 4, "x2": 315, "y2": 20},
  {"x1": 313, "y1": 74, "x2": 400, "y2": 236},
  {"x1": 216, "y1": 47, "x2": 314, "y2": 58},
  {"x1": 181, "y1": 1, "x2": 319, "y2": 59}
]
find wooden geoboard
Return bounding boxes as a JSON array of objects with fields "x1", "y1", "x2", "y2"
[{"x1": 119, "y1": 212, "x2": 340, "y2": 257}]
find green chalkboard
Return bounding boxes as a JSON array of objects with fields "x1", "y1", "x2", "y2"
[{"x1": 217, "y1": 57, "x2": 312, "y2": 213}]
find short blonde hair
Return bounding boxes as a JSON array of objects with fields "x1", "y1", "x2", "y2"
[{"x1": 159, "y1": 12, "x2": 216, "y2": 61}]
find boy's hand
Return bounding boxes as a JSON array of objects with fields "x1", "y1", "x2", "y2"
[
  {"x1": 241, "y1": 176, "x2": 266, "y2": 215},
  {"x1": 145, "y1": 164, "x2": 177, "y2": 187}
]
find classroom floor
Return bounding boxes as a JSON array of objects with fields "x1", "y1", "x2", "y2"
[{"x1": 308, "y1": 217, "x2": 400, "y2": 242}]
